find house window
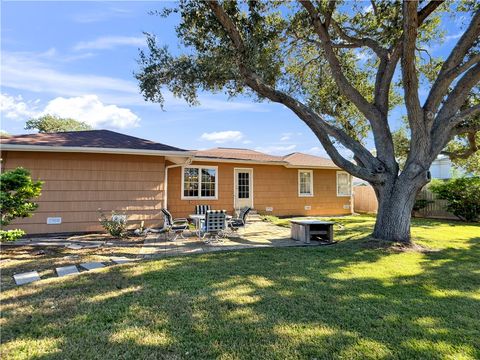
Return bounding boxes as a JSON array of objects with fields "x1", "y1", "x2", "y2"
[
  {"x1": 182, "y1": 166, "x2": 217, "y2": 199},
  {"x1": 298, "y1": 170, "x2": 313, "y2": 197},
  {"x1": 337, "y1": 171, "x2": 352, "y2": 197}
]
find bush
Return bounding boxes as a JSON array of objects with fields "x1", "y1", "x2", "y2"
[
  {"x1": 0, "y1": 167, "x2": 43, "y2": 227},
  {"x1": 0, "y1": 229, "x2": 26, "y2": 242},
  {"x1": 98, "y1": 210, "x2": 128, "y2": 238},
  {"x1": 430, "y1": 177, "x2": 480, "y2": 222}
]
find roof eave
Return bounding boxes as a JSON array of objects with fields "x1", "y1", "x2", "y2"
[{"x1": 0, "y1": 144, "x2": 192, "y2": 157}]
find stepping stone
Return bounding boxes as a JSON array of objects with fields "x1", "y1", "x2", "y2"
[
  {"x1": 56, "y1": 265, "x2": 79, "y2": 277},
  {"x1": 110, "y1": 257, "x2": 135, "y2": 264},
  {"x1": 66, "y1": 244, "x2": 83, "y2": 250},
  {"x1": 80, "y1": 262, "x2": 105, "y2": 271},
  {"x1": 14, "y1": 271, "x2": 41, "y2": 285}
]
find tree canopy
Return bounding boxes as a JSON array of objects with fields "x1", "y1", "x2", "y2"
[
  {"x1": 136, "y1": 0, "x2": 479, "y2": 242},
  {"x1": 25, "y1": 114, "x2": 92, "y2": 133}
]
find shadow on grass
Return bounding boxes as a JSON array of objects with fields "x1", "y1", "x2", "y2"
[{"x1": 2, "y1": 232, "x2": 479, "y2": 360}]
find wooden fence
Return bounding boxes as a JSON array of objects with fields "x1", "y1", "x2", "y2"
[{"x1": 353, "y1": 185, "x2": 458, "y2": 220}]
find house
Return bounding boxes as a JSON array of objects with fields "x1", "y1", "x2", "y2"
[{"x1": 0, "y1": 130, "x2": 352, "y2": 234}]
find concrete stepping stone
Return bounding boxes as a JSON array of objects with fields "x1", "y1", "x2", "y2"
[
  {"x1": 110, "y1": 257, "x2": 135, "y2": 264},
  {"x1": 80, "y1": 262, "x2": 105, "y2": 271},
  {"x1": 66, "y1": 244, "x2": 83, "y2": 250},
  {"x1": 14, "y1": 271, "x2": 41, "y2": 285},
  {"x1": 56, "y1": 265, "x2": 79, "y2": 277}
]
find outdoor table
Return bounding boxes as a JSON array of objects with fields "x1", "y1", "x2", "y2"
[
  {"x1": 290, "y1": 220, "x2": 334, "y2": 244},
  {"x1": 189, "y1": 213, "x2": 232, "y2": 240}
]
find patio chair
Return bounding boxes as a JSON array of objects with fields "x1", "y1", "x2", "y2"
[
  {"x1": 195, "y1": 205, "x2": 211, "y2": 215},
  {"x1": 228, "y1": 207, "x2": 251, "y2": 233},
  {"x1": 203, "y1": 210, "x2": 226, "y2": 243},
  {"x1": 161, "y1": 209, "x2": 189, "y2": 241}
]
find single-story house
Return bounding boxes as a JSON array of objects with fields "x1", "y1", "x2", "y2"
[{"x1": 0, "y1": 130, "x2": 352, "y2": 234}]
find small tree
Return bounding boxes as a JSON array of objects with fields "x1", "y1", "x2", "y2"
[
  {"x1": 0, "y1": 168, "x2": 43, "y2": 241},
  {"x1": 1, "y1": 168, "x2": 43, "y2": 226},
  {"x1": 430, "y1": 177, "x2": 480, "y2": 222},
  {"x1": 25, "y1": 114, "x2": 92, "y2": 133}
]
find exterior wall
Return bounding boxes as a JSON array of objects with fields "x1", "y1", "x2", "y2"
[
  {"x1": 167, "y1": 161, "x2": 352, "y2": 219},
  {"x1": 1, "y1": 151, "x2": 165, "y2": 234}
]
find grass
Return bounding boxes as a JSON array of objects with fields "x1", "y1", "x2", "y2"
[{"x1": 1, "y1": 215, "x2": 479, "y2": 359}]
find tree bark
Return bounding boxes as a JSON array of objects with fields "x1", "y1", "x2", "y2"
[{"x1": 372, "y1": 176, "x2": 426, "y2": 243}]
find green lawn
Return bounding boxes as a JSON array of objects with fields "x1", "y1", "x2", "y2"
[{"x1": 1, "y1": 216, "x2": 479, "y2": 359}]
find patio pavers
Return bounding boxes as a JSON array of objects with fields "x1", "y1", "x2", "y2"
[
  {"x1": 111, "y1": 257, "x2": 136, "y2": 264},
  {"x1": 56, "y1": 265, "x2": 79, "y2": 277},
  {"x1": 139, "y1": 220, "x2": 320, "y2": 258},
  {"x1": 14, "y1": 271, "x2": 41, "y2": 285},
  {"x1": 80, "y1": 262, "x2": 105, "y2": 271}
]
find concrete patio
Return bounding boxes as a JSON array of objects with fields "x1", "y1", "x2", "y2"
[{"x1": 139, "y1": 219, "x2": 324, "y2": 258}]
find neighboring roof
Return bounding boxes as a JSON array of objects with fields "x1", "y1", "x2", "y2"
[
  {"x1": 283, "y1": 152, "x2": 337, "y2": 168},
  {"x1": 194, "y1": 148, "x2": 338, "y2": 168},
  {"x1": 0, "y1": 130, "x2": 188, "y2": 154},
  {"x1": 194, "y1": 147, "x2": 285, "y2": 163}
]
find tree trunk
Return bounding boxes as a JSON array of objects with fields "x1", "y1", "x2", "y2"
[{"x1": 372, "y1": 178, "x2": 425, "y2": 243}]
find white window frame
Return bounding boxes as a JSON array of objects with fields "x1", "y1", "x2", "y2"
[
  {"x1": 336, "y1": 171, "x2": 352, "y2": 197},
  {"x1": 298, "y1": 170, "x2": 314, "y2": 197},
  {"x1": 181, "y1": 165, "x2": 218, "y2": 200}
]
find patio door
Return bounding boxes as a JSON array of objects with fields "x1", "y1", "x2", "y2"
[{"x1": 234, "y1": 168, "x2": 253, "y2": 210}]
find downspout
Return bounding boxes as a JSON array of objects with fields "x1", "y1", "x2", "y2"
[{"x1": 164, "y1": 157, "x2": 193, "y2": 210}]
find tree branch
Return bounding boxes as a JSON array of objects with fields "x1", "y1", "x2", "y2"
[
  {"x1": 441, "y1": 131, "x2": 478, "y2": 159},
  {"x1": 207, "y1": 0, "x2": 384, "y2": 183},
  {"x1": 401, "y1": 1, "x2": 423, "y2": 129},
  {"x1": 436, "y1": 63, "x2": 480, "y2": 125},
  {"x1": 425, "y1": 9, "x2": 480, "y2": 113}
]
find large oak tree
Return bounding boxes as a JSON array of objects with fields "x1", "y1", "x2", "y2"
[{"x1": 136, "y1": 0, "x2": 480, "y2": 243}]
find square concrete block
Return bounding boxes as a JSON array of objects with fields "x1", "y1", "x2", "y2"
[
  {"x1": 80, "y1": 262, "x2": 105, "y2": 271},
  {"x1": 110, "y1": 257, "x2": 135, "y2": 264},
  {"x1": 14, "y1": 271, "x2": 41, "y2": 285},
  {"x1": 56, "y1": 265, "x2": 79, "y2": 277}
]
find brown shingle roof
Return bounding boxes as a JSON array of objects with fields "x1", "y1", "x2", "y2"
[
  {"x1": 283, "y1": 152, "x2": 337, "y2": 168},
  {"x1": 194, "y1": 147, "x2": 285, "y2": 163},
  {"x1": 0, "y1": 130, "x2": 186, "y2": 152},
  {"x1": 194, "y1": 148, "x2": 338, "y2": 168}
]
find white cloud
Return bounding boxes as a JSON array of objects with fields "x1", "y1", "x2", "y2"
[
  {"x1": 43, "y1": 95, "x2": 140, "y2": 129},
  {"x1": 305, "y1": 146, "x2": 328, "y2": 157},
  {"x1": 1, "y1": 93, "x2": 139, "y2": 129},
  {"x1": 255, "y1": 144, "x2": 296, "y2": 155},
  {"x1": 73, "y1": 36, "x2": 145, "y2": 51},
  {"x1": 72, "y1": 8, "x2": 132, "y2": 24},
  {"x1": 2, "y1": 51, "x2": 138, "y2": 102},
  {"x1": 0, "y1": 93, "x2": 40, "y2": 120},
  {"x1": 280, "y1": 134, "x2": 291, "y2": 141},
  {"x1": 200, "y1": 130, "x2": 244, "y2": 143},
  {"x1": 1, "y1": 50, "x2": 271, "y2": 112},
  {"x1": 445, "y1": 32, "x2": 463, "y2": 41}
]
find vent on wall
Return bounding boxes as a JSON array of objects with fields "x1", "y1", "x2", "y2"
[
  {"x1": 343, "y1": 204, "x2": 350, "y2": 209},
  {"x1": 304, "y1": 205, "x2": 311, "y2": 210},
  {"x1": 47, "y1": 217, "x2": 62, "y2": 225},
  {"x1": 265, "y1": 207, "x2": 273, "y2": 212}
]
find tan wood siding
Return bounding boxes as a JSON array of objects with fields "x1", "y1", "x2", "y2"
[
  {"x1": 1, "y1": 151, "x2": 165, "y2": 234},
  {"x1": 167, "y1": 161, "x2": 352, "y2": 218}
]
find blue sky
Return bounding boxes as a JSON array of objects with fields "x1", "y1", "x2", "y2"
[{"x1": 0, "y1": 1, "x2": 464, "y2": 156}]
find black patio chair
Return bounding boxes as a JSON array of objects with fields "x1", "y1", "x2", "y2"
[
  {"x1": 161, "y1": 208, "x2": 189, "y2": 241},
  {"x1": 228, "y1": 207, "x2": 251, "y2": 232}
]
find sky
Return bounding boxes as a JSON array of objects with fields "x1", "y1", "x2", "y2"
[{"x1": 0, "y1": 1, "x2": 465, "y2": 157}]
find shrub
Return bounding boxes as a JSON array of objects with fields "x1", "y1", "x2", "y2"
[
  {"x1": 430, "y1": 177, "x2": 480, "y2": 222},
  {"x1": 0, "y1": 229, "x2": 26, "y2": 242},
  {"x1": 0, "y1": 167, "x2": 43, "y2": 227},
  {"x1": 412, "y1": 199, "x2": 434, "y2": 215},
  {"x1": 98, "y1": 210, "x2": 128, "y2": 238}
]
